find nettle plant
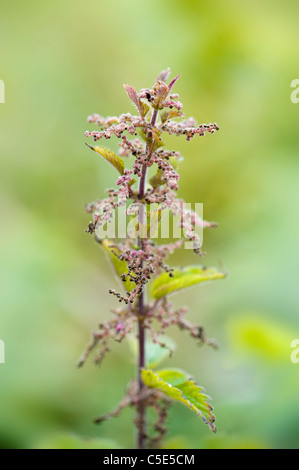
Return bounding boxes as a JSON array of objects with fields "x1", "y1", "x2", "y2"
[{"x1": 79, "y1": 68, "x2": 225, "y2": 449}]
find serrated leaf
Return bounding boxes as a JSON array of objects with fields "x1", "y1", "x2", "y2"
[
  {"x1": 152, "y1": 80, "x2": 170, "y2": 110},
  {"x1": 147, "y1": 206, "x2": 167, "y2": 238},
  {"x1": 100, "y1": 239, "x2": 135, "y2": 292},
  {"x1": 161, "y1": 109, "x2": 183, "y2": 123},
  {"x1": 123, "y1": 84, "x2": 148, "y2": 118},
  {"x1": 156, "y1": 68, "x2": 171, "y2": 82},
  {"x1": 169, "y1": 109, "x2": 184, "y2": 119},
  {"x1": 169, "y1": 155, "x2": 183, "y2": 170},
  {"x1": 139, "y1": 128, "x2": 164, "y2": 151},
  {"x1": 138, "y1": 129, "x2": 149, "y2": 143},
  {"x1": 150, "y1": 156, "x2": 182, "y2": 189},
  {"x1": 151, "y1": 266, "x2": 226, "y2": 299},
  {"x1": 168, "y1": 74, "x2": 181, "y2": 93},
  {"x1": 160, "y1": 111, "x2": 170, "y2": 124},
  {"x1": 87, "y1": 145, "x2": 124, "y2": 175},
  {"x1": 140, "y1": 101, "x2": 150, "y2": 118},
  {"x1": 127, "y1": 334, "x2": 176, "y2": 368},
  {"x1": 149, "y1": 169, "x2": 164, "y2": 188},
  {"x1": 142, "y1": 368, "x2": 216, "y2": 432},
  {"x1": 157, "y1": 369, "x2": 189, "y2": 386},
  {"x1": 151, "y1": 128, "x2": 165, "y2": 151},
  {"x1": 123, "y1": 84, "x2": 139, "y2": 108},
  {"x1": 128, "y1": 178, "x2": 137, "y2": 188}
]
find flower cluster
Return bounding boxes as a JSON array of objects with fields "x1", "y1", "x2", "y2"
[
  {"x1": 83, "y1": 65, "x2": 220, "y2": 352},
  {"x1": 78, "y1": 305, "x2": 137, "y2": 367},
  {"x1": 161, "y1": 119, "x2": 219, "y2": 141}
]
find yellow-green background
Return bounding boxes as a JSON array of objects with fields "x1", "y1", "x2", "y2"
[{"x1": 0, "y1": 0, "x2": 298, "y2": 449}]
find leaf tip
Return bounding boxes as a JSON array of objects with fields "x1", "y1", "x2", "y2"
[
  {"x1": 168, "y1": 74, "x2": 182, "y2": 92},
  {"x1": 85, "y1": 143, "x2": 94, "y2": 150}
]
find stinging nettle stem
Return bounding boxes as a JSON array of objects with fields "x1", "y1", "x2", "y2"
[{"x1": 136, "y1": 107, "x2": 158, "y2": 449}]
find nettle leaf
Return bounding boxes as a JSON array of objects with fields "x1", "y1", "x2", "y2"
[
  {"x1": 142, "y1": 368, "x2": 216, "y2": 432},
  {"x1": 168, "y1": 74, "x2": 181, "y2": 93},
  {"x1": 151, "y1": 128, "x2": 165, "y2": 151},
  {"x1": 127, "y1": 335, "x2": 176, "y2": 369},
  {"x1": 160, "y1": 111, "x2": 169, "y2": 125},
  {"x1": 169, "y1": 155, "x2": 184, "y2": 170},
  {"x1": 100, "y1": 239, "x2": 135, "y2": 292},
  {"x1": 151, "y1": 266, "x2": 226, "y2": 299},
  {"x1": 87, "y1": 144, "x2": 124, "y2": 175},
  {"x1": 147, "y1": 206, "x2": 166, "y2": 238},
  {"x1": 156, "y1": 68, "x2": 171, "y2": 82},
  {"x1": 128, "y1": 178, "x2": 137, "y2": 188},
  {"x1": 140, "y1": 101, "x2": 150, "y2": 118},
  {"x1": 139, "y1": 129, "x2": 149, "y2": 144},
  {"x1": 146, "y1": 337, "x2": 176, "y2": 368},
  {"x1": 149, "y1": 169, "x2": 164, "y2": 188},
  {"x1": 139, "y1": 128, "x2": 164, "y2": 151},
  {"x1": 153, "y1": 80, "x2": 170, "y2": 109},
  {"x1": 150, "y1": 156, "x2": 183, "y2": 189},
  {"x1": 160, "y1": 109, "x2": 184, "y2": 123},
  {"x1": 123, "y1": 84, "x2": 149, "y2": 118},
  {"x1": 123, "y1": 84, "x2": 139, "y2": 108}
]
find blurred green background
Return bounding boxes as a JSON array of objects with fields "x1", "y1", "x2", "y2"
[{"x1": 0, "y1": 0, "x2": 298, "y2": 449}]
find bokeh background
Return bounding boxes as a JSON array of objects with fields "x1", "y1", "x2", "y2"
[{"x1": 0, "y1": 0, "x2": 298, "y2": 449}]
